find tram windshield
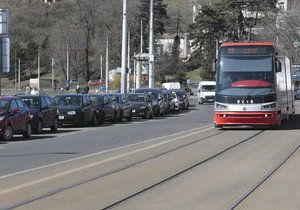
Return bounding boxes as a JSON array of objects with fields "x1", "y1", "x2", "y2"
[{"x1": 217, "y1": 46, "x2": 275, "y2": 97}]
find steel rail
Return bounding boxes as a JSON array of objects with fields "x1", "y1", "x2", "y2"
[
  {"x1": 2, "y1": 129, "x2": 225, "y2": 210},
  {"x1": 101, "y1": 130, "x2": 264, "y2": 210},
  {"x1": 227, "y1": 144, "x2": 300, "y2": 210}
]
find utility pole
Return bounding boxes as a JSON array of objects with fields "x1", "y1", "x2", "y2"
[
  {"x1": 105, "y1": 37, "x2": 109, "y2": 93},
  {"x1": 149, "y1": 0, "x2": 154, "y2": 88},
  {"x1": 127, "y1": 31, "x2": 130, "y2": 92},
  {"x1": 121, "y1": 0, "x2": 128, "y2": 94},
  {"x1": 100, "y1": 54, "x2": 103, "y2": 79},
  {"x1": 37, "y1": 49, "x2": 40, "y2": 91},
  {"x1": 66, "y1": 44, "x2": 69, "y2": 84},
  {"x1": 140, "y1": 19, "x2": 143, "y2": 54},
  {"x1": 18, "y1": 58, "x2": 20, "y2": 91},
  {"x1": 14, "y1": 51, "x2": 17, "y2": 93},
  {"x1": 51, "y1": 58, "x2": 55, "y2": 91}
]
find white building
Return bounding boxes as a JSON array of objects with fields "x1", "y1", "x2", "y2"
[{"x1": 156, "y1": 33, "x2": 193, "y2": 59}]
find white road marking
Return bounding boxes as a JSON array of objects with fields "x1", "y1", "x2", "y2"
[
  {"x1": 0, "y1": 125, "x2": 214, "y2": 195},
  {"x1": 0, "y1": 125, "x2": 213, "y2": 182}
]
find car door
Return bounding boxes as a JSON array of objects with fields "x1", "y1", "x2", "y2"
[
  {"x1": 82, "y1": 96, "x2": 93, "y2": 121},
  {"x1": 40, "y1": 97, "x2": 50, "y2": 127},
  {"x1": 16, "y1": 99, "x2": 28, "y2": 131},
  {"x1": 103, "y1": 95, "x2": 113, "y2": 119},
  {"x1": 122, "y1": 95, "x2": 131, "y2": 117},
  {"x1": 9, "y1": 100, "x2": 22, "y2": 132},
  {"x1": 45, "y1": 96, "x2": 57, "y2": 125}
]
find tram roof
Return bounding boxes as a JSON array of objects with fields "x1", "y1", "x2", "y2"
[{"x1": 220, "y1": 42, "x2": 273, "y2": 47}]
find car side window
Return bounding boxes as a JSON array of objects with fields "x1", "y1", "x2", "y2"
[
  {"x1": 41, "y1": 97, "x2": 48, "y2": 108},
  {"x1": 10, "y1": 100, "x2": 19, "y2": 111},
  {"x1": 45, "y1": 97, "x2": 53, "y2": 106},
  {"x1": 103, "y1": 96, "x2": 108, "y2": 104},
  {"x1": 82, "y1": 96, "x2": 88, "y2": 106},
  {"x1": 16, "y1": 99, "x2": 25, "y2": 109}
]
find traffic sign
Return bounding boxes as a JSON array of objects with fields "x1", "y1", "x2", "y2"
[{"x1": 293, "y1": 39, "x2": 300, "y2": 48}]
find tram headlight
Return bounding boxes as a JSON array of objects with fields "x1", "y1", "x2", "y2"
[
  {"x1": 215, "y1": 103, "x2": 228, "y2": 110},
  {"x1": 261, "y1": 102, "x2": 276, "y2": 110}
]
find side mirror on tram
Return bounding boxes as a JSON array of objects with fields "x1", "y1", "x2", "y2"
[{"x1": 276, "y1": 61, "x2": 282, "y2": 73}]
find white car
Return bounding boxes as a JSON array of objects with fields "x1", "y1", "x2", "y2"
[{"x1": 198, "y1": 81, "x2": 216, "y2": 104}]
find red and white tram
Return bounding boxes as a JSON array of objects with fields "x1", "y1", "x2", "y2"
[{"x1": 214, "y1": 42, "x2": 294, "y2": 128}]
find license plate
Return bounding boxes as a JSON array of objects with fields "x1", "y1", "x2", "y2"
[
  {"x1": 59, "y1": 116, "x2": 64, "y2": 120},
  {"x1": 132, "y1": 110, "x2": 136, "y2": 113}
]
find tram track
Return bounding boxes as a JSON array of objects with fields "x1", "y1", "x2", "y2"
[
  {"x1": 228, "y1": 144, "x2": 300, "y2": 210},
  {"x1": 2, "y1": 129, "x2": 266, "y2": 210}
]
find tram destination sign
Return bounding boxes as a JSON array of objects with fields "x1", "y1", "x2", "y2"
[{"x1": 221, "y1": 46, "x2": 272, "y2": 56}]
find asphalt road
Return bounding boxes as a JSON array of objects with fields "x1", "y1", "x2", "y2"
[
  {"x1": 0, "y1": 97, "x2": 211, "y2": 177},
  {"x1": 0, "y1": 98, "x2": 299, "y2": 209}
]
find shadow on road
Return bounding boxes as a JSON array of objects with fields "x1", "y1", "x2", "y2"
[{"x1": 280, "y1": 114, "x2": 300, "y2": 130}]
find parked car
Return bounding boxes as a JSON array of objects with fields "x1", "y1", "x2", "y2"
[
  {"x1": 54, "y1": 94, "x2": 97, "y2": 126},
  {"x1": 160, "y1": 88, "x2": 175, "y2": 113},
  {"x1": 89, "y1": 94, "x2": 117, "y2": 123},
  {"x1": 135, "y1": 88, "x2": 166, "y2": 116},
  {"x1": 109, "y1": 93, "x2": 132, "y2": 122},
  {"x1": 172, "y1": 89, "x2": 189, "y2": 110},
  {"x1": 0, "y1": 96, "x2": 32, "y2": 141},
  {"x1": 18, "y1": 95, "x2": 58, "y2": 133},
  {"x1": 127, "y1": 93, "x2": 153, "y2": 119},
  {"x1": 294, "y1": 88, "x2": 300, "y2": 100}
]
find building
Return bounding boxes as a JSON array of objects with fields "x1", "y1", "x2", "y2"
[{"x1": 156, "y1": 33, "x2": 193, "y2": 60}]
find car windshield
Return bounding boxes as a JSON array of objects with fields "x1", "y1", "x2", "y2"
[
  {"x1": 128, "y1": 94, "x2": 145, "y2": 102},
  {"x1": 110, "y1": 95, "x2": 121, "y2": 103},
  {"x1": 0, "y1": 100, "x2": 9, "y2": 110},
  {"x1": 202, "y1": 85, "x2": 215, "y2": 92},
  {"x1": 135, "y1": 89, "x2": 158, "y2": 99},
  {"x1": 90, "y1": 96, "x2": 104, "y2": 105},
  {"x1": 20, "y1": 97, "x2": 40, "y2": 108},
  {"x1": 54, "y1": 96, "x2": 82, "y2": 106},
  {"x1": 173, "y1": 91, "x2": 183, "y2": 98}
]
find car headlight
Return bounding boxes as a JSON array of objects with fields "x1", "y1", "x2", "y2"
[
  {"x1": 261, "y1": 102, "x2": 276, "y2": 110},
  {"x1": 67, "y1": 111, "x2": 76, "y2": 115},
  {"x1": 0, "y1": 116, "x2": 5, "y2": 121},
  {"x1": 140, "y1": 106, "x2": 146, "y2": 109},
  {"x1": 215, "y1": 103, "x2": 228, "y2": 110}
]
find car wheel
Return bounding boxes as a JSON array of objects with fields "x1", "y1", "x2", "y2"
[
  {"x1": 34, "y1": 119, "x2": 43, "y2": 134},
  {"x1": 51, "y1": 118, "x2": 58, "y2": 132},
  {"x1": 142, "y1": 110, "x2": 148, "y2": 119},
  {"x1": 126, "y1": 111, "x2": 132, "y2": 121},
  {"x1": 3, "y1": 125, "x2": 13, "y2": 141},
  {"x1": 111, "y1": 111, "x2": 117, "y2": 123},
  {"x1": 199, "y1": 98, "x2": 204, "y2": 105},
  {"x1": 89, "y1": 114, "x2": 97, "y2": 126},
  {"x1": 23, "y1": 123, "x2": 32, "y2": 138},
  {"x1": 77, "y1": 114, "x2": 85, "y2": 127},
  {"x1": 118, "y1": 110, "x2": 123, "y2": 122}
]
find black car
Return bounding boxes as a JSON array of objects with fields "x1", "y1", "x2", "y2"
[
  {"x1": 19, "y1": 95, "x2": 58, "y2": 133},
  {"x1": 54, "y1": 94, "x2": 97, "y2": 126},
  {"x1": 89, "y1": 94, "x2": 117, "y2": 123},
  {"x1": 0, "y1": 97, "x2": 32, "y2": 141},
  {"x1": 109, "y1": 93, "x2": 132, "y2": 122},
  {"x1": 135, "y1": 88, "x2": 165, "y2": 116},
  {"x1": 127, "y1": 93, "x2": 153, "y2": 119}
]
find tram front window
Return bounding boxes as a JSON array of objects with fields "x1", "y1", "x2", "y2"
[{"x1": 217, "y1": 56, "x2": 275, "y2": 96}]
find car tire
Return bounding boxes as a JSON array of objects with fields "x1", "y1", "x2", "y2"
[
  {"x1": 89, "y1": 114, "x2": 97, "y2": 126},
  {"x1": 51, "y1": 118, "x2": 58, "y2": 132},
  {"x1": 34, "y1": 119, "x2": 43, "y2": 134},
  {"x1": 111, "y1": 111, "x2": 117, "y2": 123},
  {"x1": 118, "y1": 110, "x2": 123, "y2": 122},
  {"x1": 126, "y1": 111, "x2": 132, "y2": 121},
  {"x1": 77, "y1": 114, "x2": 85, "y2": 127},
  {"x1": 3, "y1": 125, "x2": 13, "y2": 141},
  {"x1": 23, "y1": 123, "x2": 32, "y2": 138}
]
